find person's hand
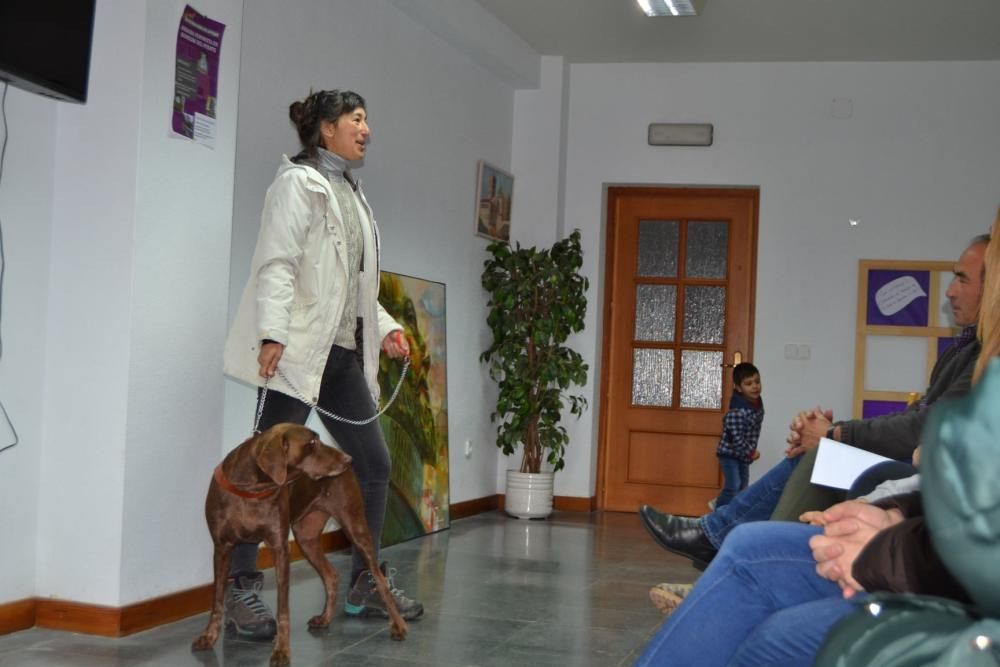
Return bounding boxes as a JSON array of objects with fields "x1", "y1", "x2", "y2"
[
  {"x1": 785, "y1": 407, "x2": 834, "y2": 458},
  {"x1": 382, "y1": 330, "x2": 410, "y2": 359},
  {"x1": 799, "y1": 510, "x2": 827, "y2": 526},
  {"x1": 808, "y1": 500, "x2": 904, "y2": 598},
  {"x1": 751, "y1": 449, "x2": 761, "y2": 461},
  {"x1": 799, "y1": 497, "x2": 868, "y2": 526},
  {"x1": 258, "y1": 341, "x2": 285, "y2": 378},
  {"x1": 912, "y1": 445, "x2": 922, "y2": 468}
]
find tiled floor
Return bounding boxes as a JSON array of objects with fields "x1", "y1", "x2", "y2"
[{"x1": 0, "y1": 511, "x2": 697, "y2": 666}]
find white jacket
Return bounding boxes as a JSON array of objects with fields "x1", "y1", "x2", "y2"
[{"x1": 224, "y1": 156, "x2": 401, "y2": 402}]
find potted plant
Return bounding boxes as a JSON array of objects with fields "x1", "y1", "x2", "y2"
[{"x1": 480, "y1": 229, "x2": 589, "y2": 518}]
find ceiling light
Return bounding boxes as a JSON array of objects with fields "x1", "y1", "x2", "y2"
[{"x1": 637, "y1": 0, "x2": 706, "y2": 17}]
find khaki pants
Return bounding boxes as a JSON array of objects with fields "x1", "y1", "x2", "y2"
[{"x1": 769, "y1": 447, "x2": 846, "y2": 521}]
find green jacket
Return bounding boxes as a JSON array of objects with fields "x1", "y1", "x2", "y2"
[{"x1": 815, "y1": 358, "x2": 1000, "y2": 666}]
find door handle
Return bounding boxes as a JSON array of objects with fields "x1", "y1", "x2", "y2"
[{"x1": 720, "y1": 351, "x2": 742, "y2": 369}]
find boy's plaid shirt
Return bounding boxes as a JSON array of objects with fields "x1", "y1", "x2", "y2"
[{"x1": 716, "y1": 395, "x2": 764, "y2": 462}]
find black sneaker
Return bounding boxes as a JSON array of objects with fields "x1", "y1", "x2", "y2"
[
  {"x1": 344, "y1": 562, "x2": 424, "y2": 620},
  {"x1": 224, "y1": 571, "x2": 277, "y2": 641}
]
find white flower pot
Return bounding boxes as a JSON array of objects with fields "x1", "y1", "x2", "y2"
[{"x1": 505, "y1": 470, "x2": 554, "y2": 519}]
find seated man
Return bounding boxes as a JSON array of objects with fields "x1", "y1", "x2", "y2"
[{"x1": 639, "y1": 233, "x2": 988, "y2": 568}]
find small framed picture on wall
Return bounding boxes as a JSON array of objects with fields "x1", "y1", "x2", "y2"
[{"x1": 475, "y1": 161, "x2": 513, "y2": 243}]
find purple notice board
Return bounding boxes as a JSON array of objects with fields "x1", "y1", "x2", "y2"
[
  {"x1": 937, "y1": 336, "x2": 956, "y2": 360},
  {"x1": 866, "y1": 270, "x2": 930, "y2": 327},
  {"x1": 862, "y1": 400, "x2": 909, "y2": 420},
  {"x1": 171, "y1": 5, "x2": 225, "y2": 147}
]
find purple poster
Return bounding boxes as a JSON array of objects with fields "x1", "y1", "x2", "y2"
[
  {"x1": 938, "y1": 335, "x2": 958, "y2": 360},
  {"x1": 862, "y1": 399, "x2": 908, "y2": 420},
  {"x1": 171, "y1": 5, "x2": 225, "y2": 147},
  {"x1": 865, "y1": 270, "x2": 930, "y2": 327}
]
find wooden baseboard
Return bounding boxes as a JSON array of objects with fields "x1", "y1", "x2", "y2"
[
  {"x1": 256, "y1": 529, "x2": 350, "y2": 570},
  {"x1": 0, "y1": 599, "x2": 35, "y2": 637},
  {"x1": 450, "y1": 494, "x2": 500, "y2": 519},
  {"x1": 554, "y1": 495, "x2": 598, "y2": 512},
  {"x1": 1, "y1": 494, "x2": 511, "y2": 638},
  {"x1": 120, "y1": 584, "x2": 214, "y2": 636},
  {"x1": 497, "y1": 494, "x2": 597, "y2": 513},
  {"x1": 32, "y1": 583, "x2": 215, "y2": 638}
]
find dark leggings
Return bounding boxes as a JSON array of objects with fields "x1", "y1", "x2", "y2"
[
  {"x1": 229, "y1": 345, "x2": 391, "y2": 580},
  {"x1": 846, "y1": 460, "x2": 918, "y2": 499}
]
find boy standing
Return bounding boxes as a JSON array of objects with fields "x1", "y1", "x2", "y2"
[{"x1": 712, "y1": 362, "x2": 764, "y2": 508}]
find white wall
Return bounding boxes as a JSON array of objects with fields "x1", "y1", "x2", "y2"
[
  {"x1": 225, "y1": 0, "x2": 536, "y2": 511},
  {"x1": 0, "y1": 86, "x2": 57, "y2": 603},
  {"x1": 546, "y1": 61, "x2": 1000, "y2": 497},
  {"x1": 118, "y1": 0, "x2": 243, "y2": 603},
  {"x1": 0, "y1": 0, "x2": 244, "y2": 608},
  {"x1": 33, "y1": 0, "x2": 148, "y2": 606}
]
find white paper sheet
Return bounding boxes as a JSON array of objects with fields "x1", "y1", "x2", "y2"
[{"x1": 810, "y1": 437, "x2": 893, "y2": 490}]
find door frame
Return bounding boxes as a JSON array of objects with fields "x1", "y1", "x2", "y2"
[{"x1": 595, "y1": 185, "x2": 760, "y2": 511}]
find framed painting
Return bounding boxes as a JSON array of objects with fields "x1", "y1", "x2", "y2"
[
  {"x1": 377, "y1": 272, "x2": 450, "y2": 545},
  {"x1": 475, "y1": 160, "x2": 513, "y2": 243}
]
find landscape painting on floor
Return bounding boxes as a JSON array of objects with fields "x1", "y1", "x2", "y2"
[{"x1": 377, "y1": 271, "x2": 450, "y2": 545}]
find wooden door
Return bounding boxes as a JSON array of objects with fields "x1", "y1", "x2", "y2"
[{"x1": 598, "y1": 187, "x2": 759, "y2": 515}]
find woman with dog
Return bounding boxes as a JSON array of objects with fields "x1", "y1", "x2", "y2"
[{"x1": 222, "y1": 89, "x2": 424, "y2": 640}]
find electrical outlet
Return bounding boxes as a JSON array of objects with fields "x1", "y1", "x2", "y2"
[{"x1": 464, "y1": 439, "x2": 472, "y2": 458}]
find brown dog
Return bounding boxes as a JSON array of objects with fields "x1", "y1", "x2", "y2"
[{"x1": 192, "y1": 423, "x2": 406, "y2": 666}]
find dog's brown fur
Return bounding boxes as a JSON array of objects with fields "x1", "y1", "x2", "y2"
[
  {"x1": 288, "y1": 470, "x2": 408, "y2": 636},
  {"x1": 191, "y1": 423, "x2": 406, "y2": 666}
]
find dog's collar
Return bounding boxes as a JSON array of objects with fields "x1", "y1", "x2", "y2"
[{"x1": 213, "y1": 464, "x2": 278, "y2": 500}]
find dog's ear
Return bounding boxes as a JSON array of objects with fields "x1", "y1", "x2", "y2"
[{"x1": 254, "y1": 433, "x2": 288, "y2": 485}]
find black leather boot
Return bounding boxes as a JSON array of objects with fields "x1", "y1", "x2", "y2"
[{"x1": 639, "y1": 505, "x2": 718, "y2": 569}]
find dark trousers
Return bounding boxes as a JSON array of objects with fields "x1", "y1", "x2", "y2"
[
  {"x1": 847, "y1": 460, "x2": 918, "y2": 499},
  {"x1": 230, "y1": 345, "x2": 391, "y2": 580}
]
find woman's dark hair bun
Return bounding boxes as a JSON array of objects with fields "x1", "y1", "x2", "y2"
[{"x1": 288, "y1": 100, "x2": 306, "y2": 125}]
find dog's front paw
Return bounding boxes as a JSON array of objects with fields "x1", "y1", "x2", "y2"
[
  {"x1": 191, "y1": 631, "x2": 218, "y2": 651},
  {"x1": 269, "y1": 647, "x2": 291, "y2": 666},
  {"x1": 307, "y1": 613, "x2": 331, "y2": 629},
  {"x1": 389, "y1": 621, "x2": 407, "y2": 641}
]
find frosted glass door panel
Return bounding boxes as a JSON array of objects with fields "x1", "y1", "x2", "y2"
[
  {"x1": 680, "y1": 350, "x2": 723, "y2": 409},
  {"x1": 633, "y1": 348, "x2": 674, "y2": 406},
  {"x1": 637, "y1": 220, "x2": 679, "y2": 277},
  {"x1": 634, "y1": 284, "x2": 677, "y2": 342},
  {"x1": 686, "y1": 221, "x2": 729, "y2": 279},
  {"x1": 682, "y1": 286, "x2": 726, "y2": 344}
]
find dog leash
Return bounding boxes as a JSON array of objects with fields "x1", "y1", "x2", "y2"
[{"x1": 253, "y1": 356, "x2": 410, "y2": 433}]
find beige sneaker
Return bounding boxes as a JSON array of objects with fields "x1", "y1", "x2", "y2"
[{"x1": 649, "y1": 582, "x2": 694, "y2": 615}]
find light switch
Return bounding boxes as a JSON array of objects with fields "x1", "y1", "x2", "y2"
[
  {"x1": 784, "y1": 344, "x2": 797, "y2": 359},
  {"x1": 797, "y1": 344, "x2": 811, "y2": 360}
]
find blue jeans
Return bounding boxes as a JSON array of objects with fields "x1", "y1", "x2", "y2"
[
  {"x1": 715, "y1": 456, "x2": 750, "y2": 507},
  {"x1": 701, "y1": 455, "x2": 799, "y2": 548},
  {"x1": 635, "y1": 522, "x2": 856, "y2": 666}
]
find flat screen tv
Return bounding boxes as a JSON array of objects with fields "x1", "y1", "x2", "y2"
[{"x1": 0, "y1": 0, "x2": 97, "y2": 103}]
